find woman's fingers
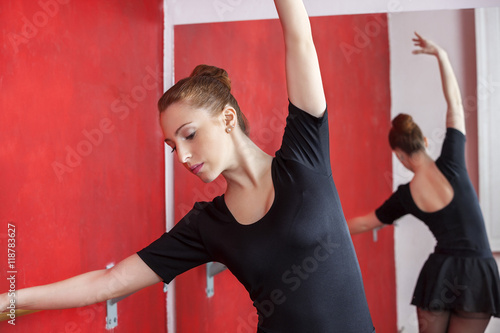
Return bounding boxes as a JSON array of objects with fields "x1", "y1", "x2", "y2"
[{"x1": 412, "y1": 32, "x2": 436, "y2": 55}]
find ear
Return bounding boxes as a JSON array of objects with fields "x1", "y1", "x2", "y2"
[
  {"x1": 222, "y1": 106, "x2": 237, "y2": 128},
  {"x1": 393, "y1": 149, "x2": 405, "y2": 162},
  {"x1": 423, "y1": 136, "x2": 429, "y2": 148}
]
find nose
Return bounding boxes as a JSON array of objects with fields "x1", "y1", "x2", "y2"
[{"x1": 176, "y1": 144, "x2": 191, "y2": 164}]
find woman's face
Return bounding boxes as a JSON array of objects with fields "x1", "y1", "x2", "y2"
[{"x1": 161, "y1": 101, "x2": 229, "y2": 183}]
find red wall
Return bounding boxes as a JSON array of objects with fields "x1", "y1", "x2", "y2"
[
  {"x1": 0, "y1": 1, "x2": 165, "y2": 332},
  {"x1": 173, "y1": 14, "x2": 397, "y2": 332}
]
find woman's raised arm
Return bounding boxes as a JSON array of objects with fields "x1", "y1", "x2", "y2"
[
  {"x1": 412, "y1": 32, "x2": 466, "y2": 134},
  {"x1": 274, "y1": 0, "x2": 326, "y2": 117},
  {"x1": 0, "y1": 254, "x2": 161, "y2": 313}
]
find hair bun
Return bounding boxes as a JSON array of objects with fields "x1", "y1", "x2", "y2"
[
  {"x1": 190, "y1": 64, "x2": 231, "y2": 91},
  {"x1": 389, "y1": 113, "x2": 425, "y2": 154},
  {"x1": 392, "y1": 113, "x2": 416, "y2": 134}
]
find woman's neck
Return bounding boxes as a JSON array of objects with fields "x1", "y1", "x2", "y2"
[
  {"x1": 222, "y1": 134, "x2": 272, "y2": 191},
  {"x1": 408, "y1": 151, "x2": 434, "y2": 174}
]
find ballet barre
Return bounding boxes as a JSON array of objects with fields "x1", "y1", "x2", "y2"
[
  {"x1": 0, "y1": 309, "x2": 40, "y2": 322},
  {"x1": 206, "y1": 262, "x2": 227, "y2": 297}
]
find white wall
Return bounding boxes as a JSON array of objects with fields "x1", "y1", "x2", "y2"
[
  {"x1": 476, "y1": 7, "x2": 500, "y2": 333},
  {"x1": 166, "y1": 0, "x2": 500, "y2": 25},
  {"x1": 389, "y1": 9, "x2": 500, "y2": 332},
  {"x1": 477, "y1": 7, "x2": 500, "y2": 253}
]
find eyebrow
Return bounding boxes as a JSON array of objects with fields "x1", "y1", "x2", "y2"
[{"x1": 164, "y1": 122, "x2": 192, "y2": 144}]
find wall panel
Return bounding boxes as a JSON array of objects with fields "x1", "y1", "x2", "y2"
[{"x1": 0, "y1": 1, "x2": 165, "y2": 332}]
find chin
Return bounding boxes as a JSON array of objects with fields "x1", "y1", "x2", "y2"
[
  {"x1": 197, "y1": 173, "x2": 217, "y2": 184},
  {"x1": 199, "y1": 170, "x2": 223, "y2": 184},
  {"x1": 200, "y1": 177, "x2": 213, "y2": 184}
]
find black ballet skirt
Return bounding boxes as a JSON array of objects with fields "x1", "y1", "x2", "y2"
[
  {"x1": 412, "y1": 248, "x2": 500, "y2": 316},
  {"x1": 376, "y1": 128, "x2": 500, "y2": 317}
]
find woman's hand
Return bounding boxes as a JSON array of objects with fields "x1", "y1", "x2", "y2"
[
  {"x1": 412, "y1": 31, "x2": 465, "y2": 134},
  {"x1": 412, "y1": 32, "x2": 442, "y2": 57}
]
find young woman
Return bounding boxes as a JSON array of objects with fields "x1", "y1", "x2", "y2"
[
  {"x1": 1, "y1": 1, "x2": 375, "y2": 332},
  {"x1": 348, "y1": 33, "x2": 500, "y2": 333}
]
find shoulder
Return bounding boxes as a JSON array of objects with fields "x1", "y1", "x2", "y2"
[
  {"x1": 392, "y1": 184, "x2": 410, "y2": 200},
  {"x1": 445, "y1": 127, "x2": 466, "y2": 142},
  {"x1": 375, "y1": 184, "x2": 410, "y2": 224},
  {"x1": 195, "y1": 196, "x2": 230, "y2": 218},
  {"x1": 437, "y1": 127, "x2": 467, "y2": 171},
  {"x1": 276, "y1": 102, "x2": 331, "y2": 175},
  {"x1": 287, "y1": 101, "x2": 328, "y2": 124},
  {"x1": 441, "y1": 127, "x2": 466, "y2": 151},
  {"x1": 384, "y1": 183, "x2": 412, "y2": 207},
  {"x1": 179, "y1": 196, "x2": 230, "y2": 227}
]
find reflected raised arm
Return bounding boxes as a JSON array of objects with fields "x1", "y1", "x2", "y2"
[
  {"x1": 412, "y1": 32, "x2": 466, "y2": 134},
  {"x1": 274, "y1": 0, "x2": 326, "y2": 117}
]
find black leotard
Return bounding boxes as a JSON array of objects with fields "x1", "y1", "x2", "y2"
[{"x1": 138, "y1": 103, "x2": 375, "y2": 332}]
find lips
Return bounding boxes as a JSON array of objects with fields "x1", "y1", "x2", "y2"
[{"x1": 190, "y1": 163, "x2": 203, "y2": 175}]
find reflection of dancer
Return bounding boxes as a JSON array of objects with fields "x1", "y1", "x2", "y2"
[
  {"x1": 1, "y1": 1, "x2": 375, "y2": 331},
  {"x1": 348, "y1": 33, "x2": 500, "y2": 333}
]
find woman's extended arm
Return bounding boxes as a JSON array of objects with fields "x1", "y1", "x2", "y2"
[
  {"x1": 274, "y1": 0, "x2": 326, "y2": 117},
  {"x1": 347, "y1": 211, "x2": 384, "y2": 235},
  {"x1": 0, "y1": 254, "x2": 161, "y2": 312},
  {"x1": 412, "y1": 32, "x2": 466, "y2": 134}
]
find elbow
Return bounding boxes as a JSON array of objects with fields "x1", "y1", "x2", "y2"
[
  {"x1": 285, "y1": 37, "x2": 316, "y2": 54},
  {"x1": 81, "y1": 269, "x2": 124, "y2": 306},
  {"x1": 448, "y1": 99, "x2": 463, "y2": 110},
  {"x1": 347, "y1": 220, "x2": 368, "y2": 235}
]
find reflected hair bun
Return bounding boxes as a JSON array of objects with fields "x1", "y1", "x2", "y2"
[{"x1": 389, "y1": 113, "x2": 425, "y2": 155}]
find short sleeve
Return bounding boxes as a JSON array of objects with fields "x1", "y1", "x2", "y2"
[
  {"x1": 375, "y1": 185, "x2": 408, "y2": 225},
  {"x1": 276, "y1": 102, "x2": 331, "y2": 174},
  {"x1": 137, "y1": 206, "x2": 213, "y2": 283},
  {"x1": 438, "y1": 128, "x2": 467, "y2": 170}
]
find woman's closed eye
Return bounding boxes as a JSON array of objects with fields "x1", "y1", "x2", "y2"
[
  {"x1": 185, "y1": 132, "x2": 196, "y2": 140},
  {"x1": 166, "y1": 132, "x2": 195, "y2": 153}
]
